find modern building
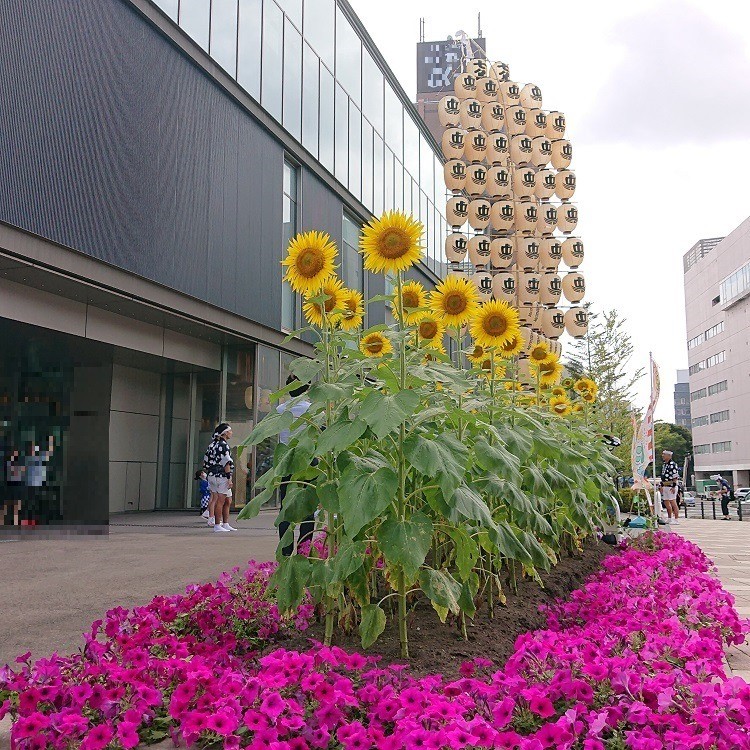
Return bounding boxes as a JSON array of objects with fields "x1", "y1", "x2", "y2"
[
  {"x1": 683, "y1": 225, "x2": 750, "y2": 487},
  {"x1": 673, "y1": 369, "x2": 691, "y2": 428},
  {"x1": 0, "y1": 0, "x2": 447, "y2": 525}
]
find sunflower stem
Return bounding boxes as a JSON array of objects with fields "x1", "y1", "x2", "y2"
[{"x1": 322, "y1": 315, "x2": 336, "y2": 647}]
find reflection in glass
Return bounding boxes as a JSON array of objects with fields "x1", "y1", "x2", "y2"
[
  {"x1": 281, "y1": 161, "x2": 299, "y2": 331},
  {"x1": 394, "y1": 160, "x2": 403, "y2": 212},
  {"x1": 154, "y1": 0, "x2": 178, "y2": 20},
  {"x1": 373, "y1": 135, "x2": 384, "y2": 215},
  {"x1": 303, "y1": 0, "x2": 335, "y2": 71},
  {"x1": 420, "y1": 135, "x2": 433, "y2": 194},
  {"x1": 301, "y1": 43, "x2": 319, "y2": 156},
  {"x1": 384, "y1": 148, "x2": 394, "y2": 210},
  {"x1": 361, "y1": 121, "x2": 373, "y2": 209},
  {"x1": 254, "y1": 346, "x2": 280, "y2": 506},
  {"x1": 404, "y1": 116, "x2": 419, "y2": 184},
  {"x1": 283, "y1": 20, "x2": 302, "y2": 140},
  {"x1": 342, "y1": 213, "x2": 363, "y2": 293},
  {"x1": 334, "y1": 84, "x2": 349, "y2": 186},
  {"x1": 237, "y1": 0, "x2": 262, "y2": 100},
  {"x1": 318, "y1": 67, "x2": 335, "y2": 172},
  {"x1": 261, "y1": 1, "x2": 284, "y2": 120},
  {"x1": 335, "y1": 7, "x2": 361, "y2": 106},
  {"x1": 225, "y1": 346, "x2": 256, "y2": 507},
  {"x1": 180, "y1": 0, "x2": 211, "y2": 50},
  {"x1": 362, "y1": 51, "x2": 384, "y2": 133},
  {"x1": 210, "y1": 0, "x2": 239, "y2": 76},
  {"x1": 384, "y1": 87, "x2": 403, "y2": 161},
  {"x1": 275, "y1": 0, "x2": 302, "y2": 28},
  {"x1": 348, "y1": 105, "x2": 362, "y2": 200}
]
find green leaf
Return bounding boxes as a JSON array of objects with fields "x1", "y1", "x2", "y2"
[
  {"x1": 236, "y1": 485, "x2": 275, "y2": 519},
  {"x1": 458, "y1": 572, "x2": 480, "y2": 618},
  {"x1": 515, "y1": 529, "x2": 551, "y2": 570},
  {"x1": 241, "y1": 410, "x2": 293, "y2": 447},
  {"x1": 315, "y1": 419, "x2": 367, "y2": 456},
  {"x1": 404, "y1": 432, "x2": 467, "y2": 482},
  {"x1": 289, "y1": 357, "x2": 322, "y2": 383},
  {"x1": 489, "y1": 521, "x2": 533, "y2": 564},
  {"x1": 332, "y1": 539, "x2": 369, "y2": 583},
  {"x1": 359, "y1": 604, "x2": 387, "y2": 649},
  {"x1": 274, "y1": 432, "x2": 316, "y2": 476},
  {"x1": 419, "y1": 568, "x2": 462, "y2": 616},
  {"x1": 271, "y1": 555, "x2": 311, "y2": 613},
  {"x1": 445, "y1": 526, "x2": 479, "y2": 581},
  {"x1": 450, "y1": 484, "x2": 496, "y2": 528},
  {"x1": 276, "y1": 484, "x2": 318, "y2": 526},
  {"x1": 473, "y1": 438, "x2": 522, "y2": 483},
  {"x1": 523, "y1": 465, "x2": 554, "y2": 498},
  {"x1": 358, "y1": 390, "x2": 421, "y2": 439},
  {"x1": 495, "y1": 425, "x2": 533, "y2": 462},
  {"x1": 308, "y1": 382, "x2": 353, "y2": 402},
  {"x1": 316, "y1": 480, "x2": 340, "y2": 513},
  {"x1": 338, "y1": 465, "x2": 399, "y2": 538},
  {"x1": 376, "y1": 512, "x2": 433, "y2": 580}
]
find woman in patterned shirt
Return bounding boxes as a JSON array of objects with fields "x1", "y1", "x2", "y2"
[
  {"x1": 203, "y1": 423, "x2": 236, "y2": 532},
  {"x1": 660, "y1": 449, "x2": 680, "y2": 525}
]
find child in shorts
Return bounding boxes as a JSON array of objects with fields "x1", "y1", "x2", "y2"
[{"x1": 195, "y1": 470, "x2": 210, "y2": 518}]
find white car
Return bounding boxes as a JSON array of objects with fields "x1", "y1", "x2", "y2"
[{"x1": 734, "y1": 488, "x2": 750, "y2": 502}]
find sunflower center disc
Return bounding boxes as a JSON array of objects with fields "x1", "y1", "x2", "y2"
[
  {"x1": 297, "y1": 248, "x2": 324, "y2": 277},
  {"x1": 366, "y1": 340, "x2": 383, "y2": 353},
  {"x1": 379, "y1": 230, "x2": 409, "y2": 259},
  {"x1": 403, "y1": 292, "x2": 419, "y2": 308},
  {"x1": 420, "y1": 322, "x2": 437, "y2": 339},
  {"x1": 485, "y1": 315, "x2": 507, "y2": 336},
  {"x1": 444, "y1": 292, "x2": 466, "y2": 315}
]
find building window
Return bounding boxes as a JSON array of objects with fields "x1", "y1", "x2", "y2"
[
  {"x1": 341, "y1": 212, "x2": 363, "y2": 293},
  {"x1": 301, "y1": 42, "x2": 319, "y2": 156},
  {"x1": 710, "y1": 410, "x2": 730, "y2": 424},
  {"x1": 708, "y1": 380, "x2": 728, "y2": 396},
  {"x1": 261, "y1": 0, "x2": 284, "y2": 120},
  {"x1": 692, "y1": 415, "x2": 708, "y2": 427},
  {"x1": 282, "y1": 19, "x2": 303, "y2": 140},
  {"x1": 210, "y1": 0, "x2": 239, "y2": 76},
  {"x1": 711, "y1": 441, "x2": 732, "y2": 453},
  {"x1": 237, "y1": 0, "x2": 262, "y2": 100},
  {"x1": 687, "y1": 321, "x2": 724, "y2": 351},
  {"x1": 180, "y1": 0, "x2": 211, "y2": 50},
  {"x1": 720, "y1": 260, "x2": 750, "y2": 306},
  {"x1": 688, "y1": 350, "x2": 725, "y2": 375},
  {"x1": 690, "y1": 388, "x2": 707, "y2": 402},
  {"x1": 694, "y1": 444, "x2": 711, "y2": 454},
  {"x1": 281, "y1": 160, "x2": 299, "y2": 331}
]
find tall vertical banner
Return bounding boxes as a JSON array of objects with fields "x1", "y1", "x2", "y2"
[{"x1": 631, "y1": 355, "x2": 660, "y2": 495}]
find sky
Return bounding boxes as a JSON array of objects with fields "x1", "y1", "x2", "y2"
[{"x1": 348, "y1": 0, "x2": 750, "y2": 422}]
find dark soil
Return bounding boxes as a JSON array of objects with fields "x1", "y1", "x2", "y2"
[{"x1": 278, "y1": 539, "x2": 618, "y2": 678}]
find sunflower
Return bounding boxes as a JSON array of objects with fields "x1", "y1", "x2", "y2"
[
  {"x1": 581, "y1": 390, "x2": 597, "y2": 404},
  {"x1": 282, "y1": 231, "x2": 337, "y2": 295},
  {"x1": 429, "y1": 275, "x2": 480, "y2": 328},
  {"x1": 574, "y1": 377, "x2": 598, "y2": 395},
  {"x1": 504, "y1": 380, "x2": 524, "y2": 391},
  {"x1": 530, "y1": 357, "x2": 564, "y2": 387},
  {"x1": 549, "y1": 395, "x2": 572, "y2": 416},
  {"x1": 338, "y1": 288, "x2": 364, "y2": 331},
  {"x1": 360, "y1": 331, "x2": 393, "y2": 358},
  {"x1": 469, "y1": 300, "x2": 521, "y2": 350},
  {"x1": 417, "y1": 315, "x2": 447, "y2": 349},
  {"x1": 498, "y1": 330, "x2": 525, "y2": 357},
  {"x1": 467, "y1": 344, "x2": 487, "y2": 364},
  {"x1": 572, "y1": 402, "x2": 585, "y2": 413},
  {"x1": 528, "y1": 341, "x2": 555, "y2": 366},
  {"x1": 551, "y1": 386, "x2": 567, "y2": 397},
  {"x1": 392, "y1": 280, "x2": 428, "y2": 325},
  {"x1": 360, "y1": 211, "x2": 423, "y2": 274},
  {"x1": 562, "y1": 377, "x2": 575, "y2": 389},
  {"x1": 303, "y1": 277, "x2": 345, "y2": 327}
]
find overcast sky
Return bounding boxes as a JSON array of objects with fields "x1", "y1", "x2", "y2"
[{"x1": 349, "y1": 0, "x2": 750, "y2": 421}]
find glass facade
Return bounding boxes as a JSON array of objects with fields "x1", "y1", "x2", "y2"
[
  {"x1": 151, "y1": 0, "x2": 446, "y2": 277},
  {"x1": 720, "y1": 260, "x2": 750, "y2": 306},
  {"x1": 282, "y1": 160, "x2": 299, "y2": 331},
  {"x1": 341, "y1": 211, "x2": 364, "y2": 297}
]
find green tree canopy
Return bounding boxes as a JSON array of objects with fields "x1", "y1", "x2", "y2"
[{"x1": 653, "y1": 421, "x2": 693, "y2": 475}]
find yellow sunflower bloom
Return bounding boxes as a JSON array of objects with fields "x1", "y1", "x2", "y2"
[
  {"x1": 469, "y1": 300, "x2": 521, "y2": 350},
  {"x1": 417, "y1": 315, "x2": 447, "y2": 349},
  {"x1": 530, "y1": 357, "x2": 564, "y2": 387},
  {"x1": 360, "y1": 331, "x2": 393, "y2": 357},
  {"x1": 282, "y1": 231, "x2": 337, "y2": 295},
  {"x1": 360, "y1": 211, "x2": 423, "y2": 274},
  {"x1": 581, "y1": 390, "x2": 597, "y2": 403},
  {"x1": 392, "y1": 280, "x2": 427, "y2": 325},
  {"x1": 562, "y1": 377, "x2": 575, "y2": 389},
  {"x1": 550, "y1": 395, "x2": 572, "y2": 416},
  {"x1": 338, "y1": 288, "x2": 364, "y2": 331},
  {"x1": 574, "y1": 377, "x2": 598, "y2": 395},
  {"x1": 467, "y1": 344, "x2": 488, "y2": 364},
  {"x1": 498, "y1": 330, "x2": 525, "y2": 357},
  {"x1": 429, "y1": 275, "x2": 480, "y2": 328},
  {"x1": 528, "y1": 341, "x2": 555, "y2": 366},
  {"x1": 572, "y1": 402, "x2": 585, "y2": 413},
  {"x1": 504, "y1": 380, "x2": 524, "y2": 391},
  {"x1": 303, "y1": 277, "x2": 345, "y2": 327},
  {"x1": 551, "y1": 386, "x2": 566, "y2": 397}
]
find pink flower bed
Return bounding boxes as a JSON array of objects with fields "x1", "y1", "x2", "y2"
[{"x1": 2, "y1": 534, "x2": 748, "y2": 749}]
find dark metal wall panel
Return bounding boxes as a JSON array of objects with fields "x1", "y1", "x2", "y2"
[{"x1": 300, "y1": 170, "x2": 344, "y2": 251}]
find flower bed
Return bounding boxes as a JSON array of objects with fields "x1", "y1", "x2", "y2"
[{"x1": 2, "y1": 534, "x2": 748, "y2": 749}]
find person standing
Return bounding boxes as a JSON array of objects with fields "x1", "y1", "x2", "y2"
[
  {"x1": 203, "y1": 424, "x2": 236, "y2": 532},
  {"x1": 4, "y1": 448, "x2": 24, "y2": 525},
  {"x1": 195, "y1": 470, "x2": 210, "y2": 518},
  {"x1": 712, "y1": 474, "x2": 733, "y2": 520},
  {"x1": 660, "y1": 449, "x2": 680, "y2": 525}
]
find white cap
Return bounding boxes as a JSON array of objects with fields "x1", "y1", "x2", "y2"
[{"x1": 711, "y1": 474, "x2": 721, "y2": 480}]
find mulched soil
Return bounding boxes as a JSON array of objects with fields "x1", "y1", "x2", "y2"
[{"x1": 277, "y1": 539, "x2": 618, "y2": 678}]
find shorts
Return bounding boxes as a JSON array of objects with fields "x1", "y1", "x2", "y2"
[
  {"x1": 661, "y1": 485, "x2": 677, "y2": 502},
  {"x1": 207, "y1": 475, "x2": 232, "y2": 497}
]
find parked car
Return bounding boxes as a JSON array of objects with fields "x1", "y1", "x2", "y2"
[
  {"x1": 683, "y1": 491, "x2": 697, "y2": 507},
  {"x1": 733, "y1": 487, "x2": 750, "y2": 504}
]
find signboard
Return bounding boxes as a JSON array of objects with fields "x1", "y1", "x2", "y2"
[{"x1": 417, "y1": 38, "x2": 486, "y2": 95}]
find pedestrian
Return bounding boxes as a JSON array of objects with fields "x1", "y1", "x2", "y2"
[
  {"x1": 660, "y1": 449, "x2": 680, "y2": 525},
  {"x1": 203, "y1": 423, "x2": 236, "y2": 533},
  {"x1": 277, "y1": 375, "x2": 315, "y2": 556},
  {"x1": 3, "y1": 448, "x2": 24, "y2": 525},
  {"x1": 712, "y1": 474, "x2": 733, "y2": 520},
  {"x1": 195, "y1": 470, "x2": 210, "y2": 518},
  {"x1": 24, "y1": 436, "x2": 55, "y2": 525}
]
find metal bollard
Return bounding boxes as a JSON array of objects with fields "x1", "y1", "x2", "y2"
[
  {"x1": 712, "y1": 498, "x2": 716, "y2": 520},
  {"x1": 700, "y1": 498, "x2": 705, "y2": 519},
  {"x1": 739, "y1": 499, "x2": 743, "y2": 521}
]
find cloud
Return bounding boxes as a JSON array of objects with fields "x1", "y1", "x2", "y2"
[{"x1": 579, "y1": 2, "x2": 750, "y2": 144}]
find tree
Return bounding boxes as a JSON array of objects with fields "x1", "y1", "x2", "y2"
[
  {"x1": 566, "y1": 306, "x2": 645, "y2": 468},
  {"x1": 653, "y1": 421, "x2": 693, "y2": 475}
]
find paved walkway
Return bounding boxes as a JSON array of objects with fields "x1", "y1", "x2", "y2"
[{"x1": 675, "y1": 518, "x2": 750, "y2": 681}]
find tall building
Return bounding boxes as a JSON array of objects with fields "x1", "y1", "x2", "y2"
[
  {"x1": 683, "y1": 224, "x2": 750, "y2": 487},
  {"x1": 673, "y1": 370, "x2": 691, "y2": 428},
  {"x1": 0, "y1": 0, "x2": 447, "y2": 525}
]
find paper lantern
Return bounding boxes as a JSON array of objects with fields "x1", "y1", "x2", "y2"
[
  {"x1": 551, "y1": 139, "x2": 573, "y2": 170},
  {"x1": 490, "y1": 200, "x2": 514, "y2": 232},
  {"x1": 472, "y1": 271, "x2": 494, "y2": 300},
  {"x1": 490, "y1": 61, "x2": 510, "y2": 83},
  {"x1": 540, "y1": 237, "x2": 563, "y2": 270},
  {"x1": 492, "y1": 272, "x2": 517, "y2": 303},
  {"x1": 557, "y1": 202, "x2": 578, "y2": 233},
  {"x1": 445, "y1": 232, "x2": 468, "y2": 262},
  {"x1": 525, "y1": 109, "x2": 547, "y2": 138},
  {"x1": 505, "y1": 106, "x2": 527, "y2": 135},
  {"x1": 486, "y1": 133, "x2": 510, "y2": 164},
  {"x1": 512, "y1": 166, "x2": 536, "y2": 200},
  {"x1": 464, "y1": 130, "x2": 489, "y2": 162},
  {"x1": 491, "y1": 237, "x2": 515, "y2": 268},
  {"x1": 438, "y1": 95, "x2": 462, "y2": 128},
  {"x1": 466, "y1": 163, "x2": 488, "y2": 196},
  {"x1": 442, "y1": 128, "x2": 466, "y2": 160},
  {"x1": 536, "y1": 203, "x2": 558, "y2": 235},
  {"x1": 443, "y1": 159, "x2": 467, "y2": 191},
  {"x1": 542, "y1": 307, "x2": 566, "y2": 339},
  {"x1": 468, "y1": 198, "x2": 491, "y2": 230},
  {"x1": 455, "y1": 72, "x2": 478, "y2": 99},
  {"x1": 565, "y1": 307, "x2": 588, "y2": 338},
  {"x1": 477, "y1": 76, "x2": 499, "y2": 102},
  {"x1": 555, "y1": 169, "x2": 576, "y2": 200},
  {"x1": 510, "y1": 134, "x2": 534, "y2": 165},
  {"x1": 499, "y1": 81, "x2": 521, "y2": 106},
  {"x1": 534, "y1": 168, "x2": 556, "y2": 199},
  {"x1": 562, "y1": 272, "x2": 586, "y2": 303},
  {"x1": 514, "y1": 201, "x2": 539, "y2": 234},
  {"x1": 459, "y1": 98, "x2": 484, "y2": 130},
  {"x1": 550, "y1": 339, "x2": 563, "y2": 358},
  {"x1": 448, "y1": 268, "x2": 469, "y2": 279},
  {"x1": 481, "y1": 102, "x2": 505, "y2": 132},
  {"x1": 518, "y1": 271, "x2": 542, "y2": 305},
  {"x1": 468, "y1": 235, "x2": 492, "y2": 267},
  {"x1": 517, "y1": 236, "x2": 541, "y2": 270},
  {"x1": 467, "y1": 58, "x2": 488, "y2": 79},
  {"x1": 562, "y1": 237, "x2": 584, "y2": 268},
  {"x1": 530, "y1": 137, "x2": 552, "y2": 168},
  {"x1": 546, "y1": 111, "x2": 566, "y2": 139},
  {"x1": 446, "y1": 196, "x2": 470, "y2": 227},
  {"x1": 539, "y1": 273, "x2": 562, "y2": 306},
  {"x1": 486, "y1": 165, "x2": 511, "y2": 198},
  {"x1": 523, "y1": 304, "x2": 544, "y2": 328},
  {"x1": 520, "y1": 83, "x2": 543, "y2": 109}
]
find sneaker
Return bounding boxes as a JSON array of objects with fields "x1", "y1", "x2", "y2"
[
  {"x1": 207, "y1": 517, "x2": 215, "y2": 527},
  {"x1": 222, "y1": 523, "x2": 237, "y2": 531},
  {"x1": 671, "y1": 518, "x2": 679, "y2": 525},
  {"x1": 201, "y1": 509, "x2": 210, "y2": 519},
  {"x1": 214, "y1": 524, "x2": 229, "y2": 532}
]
